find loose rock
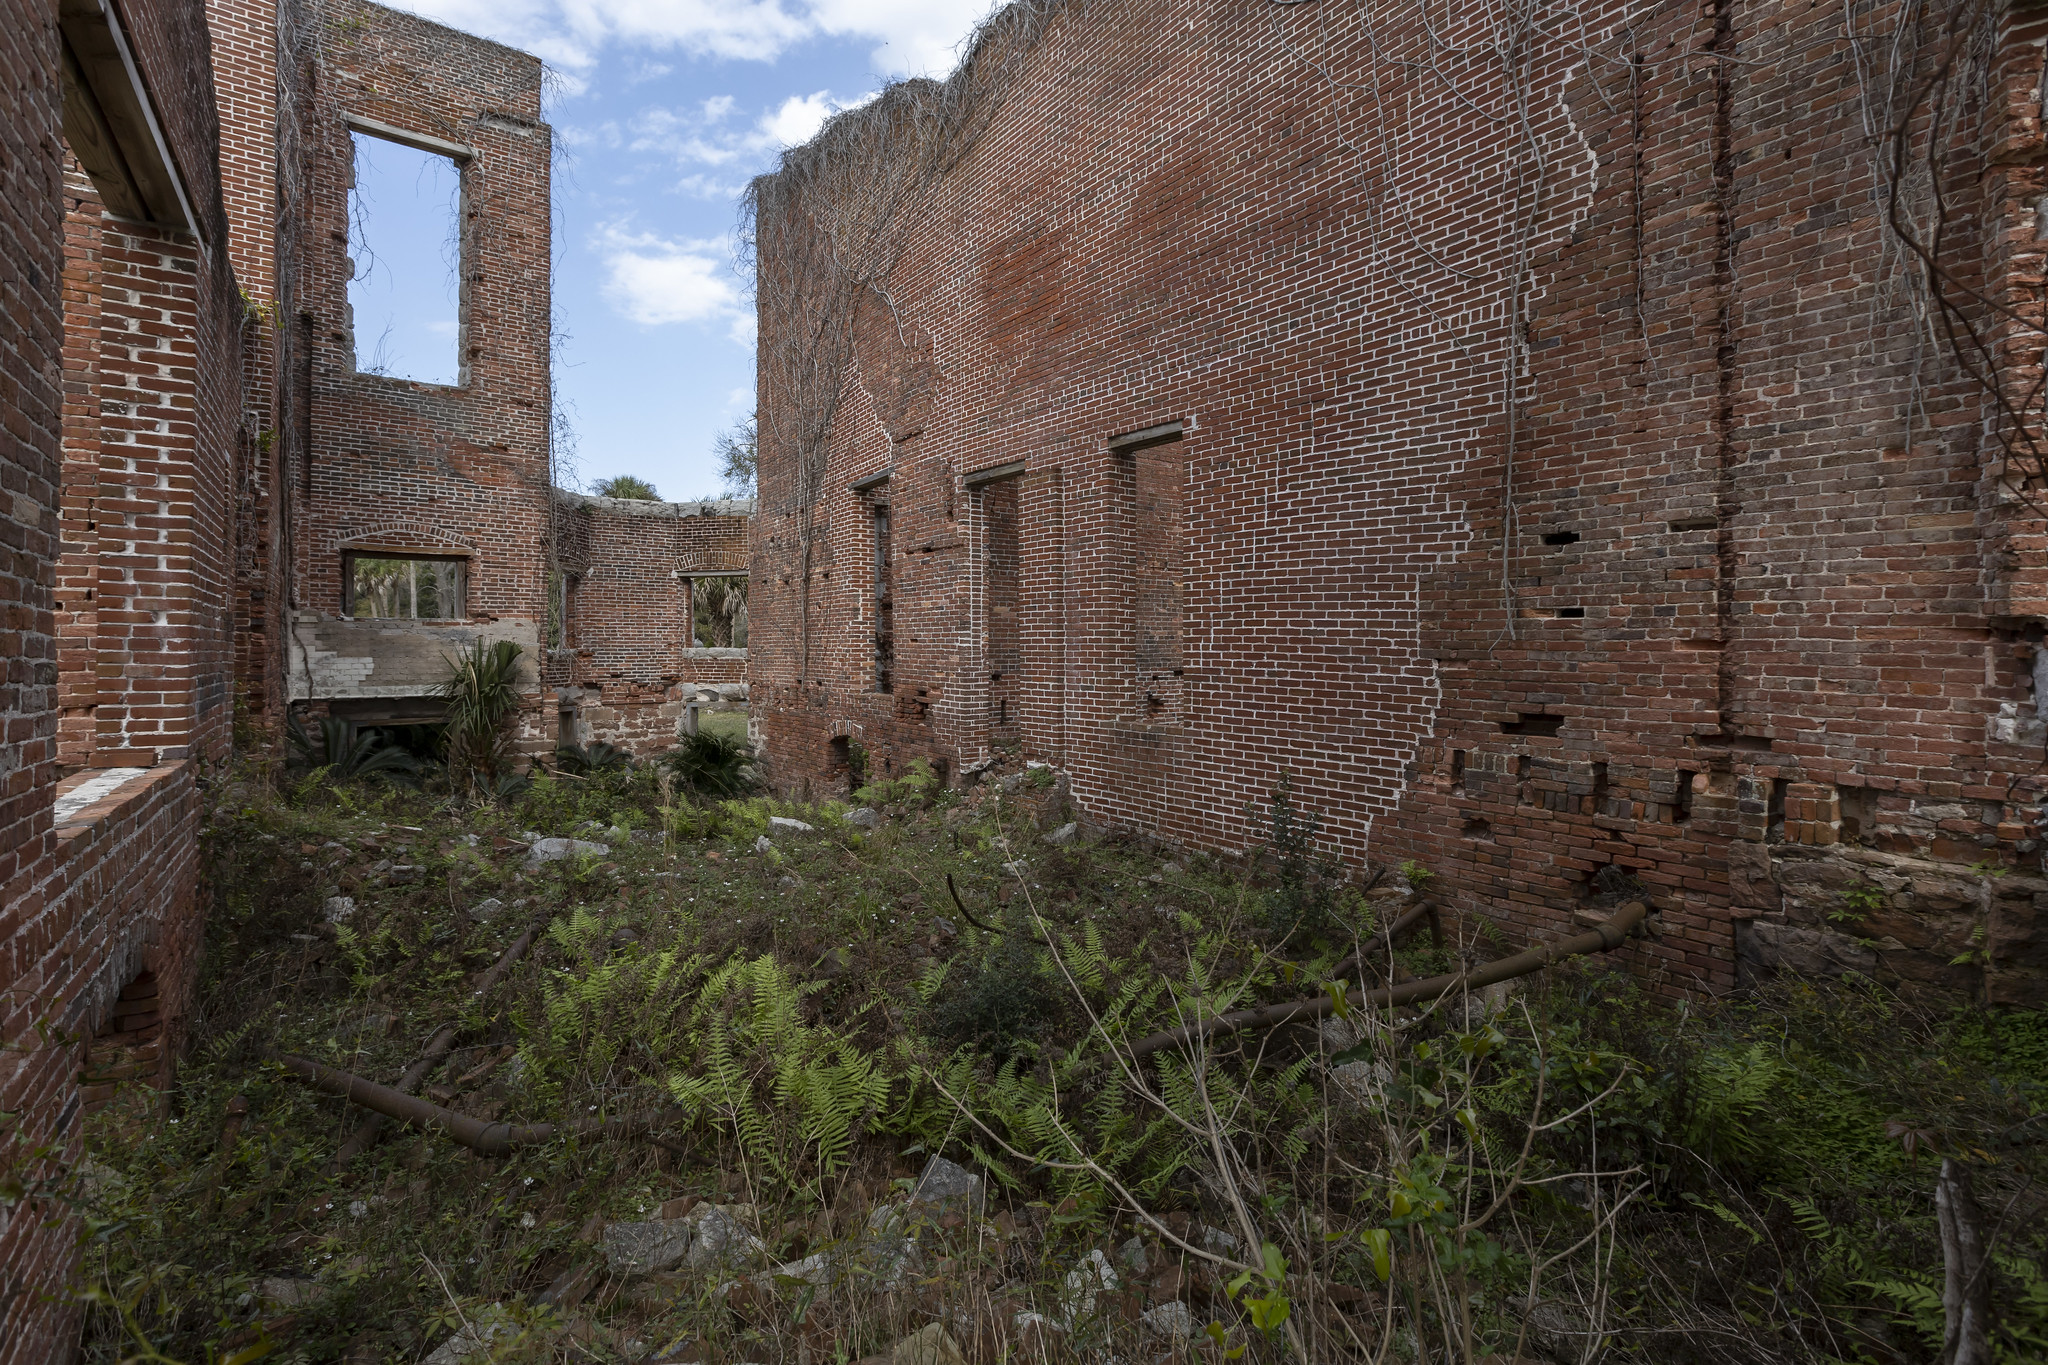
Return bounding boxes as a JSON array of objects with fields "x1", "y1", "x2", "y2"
[
  {"x1": 322, "y1": 896, "x2": 357, "y2": 923},
  {"x1": 467, "y1": 897, "x2": 505, "y2": 923},
  {"x1": 908, "y1": 1155, "x2": 985, "y2": 1215},
  {"x1": 843, "y1": 806, "x2": 883, "y2": 829},
  {"x1": 523, "y1": 837, "x2": 608, "y2": 869},
  {"x1": 1045, "y1": 823, "x2": 1079, "y2": 847},
  {"x1": 769, "y1": 816, "x2": 816, "y2": 835},
  {"x1": 891, "y1": 1323, "x2": 969, "y2": 1365}
]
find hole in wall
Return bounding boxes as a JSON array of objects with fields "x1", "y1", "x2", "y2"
[
  {"x1": 1839, "y1": 784, "x2": 1877, "y2": 842},
  {"x1": 1449, "y1": 748, "x2": 1466, "y2": 793},
  {"x1": 1462, "y1": 817, "x2": 1493, "y2": 841},
  {"x1": 1553, "y1": 606, "x2": 1586, "y2": 619},
  {"x1": 1500, "y1": 713, "x2": 1565, "y2": 737},
  {"x1": 1588, "y1": 761, "x2": 1609, "y2": 816},
  {"x1": 1767, "y1": 778, "x2": 1788, "y2": 842},
  {"x1": 1542, "y1": 531, "x2": 1580, "y2": 545},
  {"x1": 1672, "y1": 769, "x2": 1697, "y2": 822},
  {"x1": 1668, "y1": 517, "x2": 1718, "y2": 532}
]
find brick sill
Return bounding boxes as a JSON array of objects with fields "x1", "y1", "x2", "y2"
[{"x1": 52, "y1": 763, "x2": 189, "y2": 861}]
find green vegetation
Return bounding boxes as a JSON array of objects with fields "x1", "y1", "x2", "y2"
[
  {"x1": 48, "y1": 751, "x2": 2048, "y2": 1364},
  {"x1": 592, "y1": 476, "x2": 661, "y2": 501}
]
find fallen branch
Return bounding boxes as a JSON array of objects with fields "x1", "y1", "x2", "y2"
[
  {"x1": 272, "y1": 1050, "x2": 680, "y2": 1157},
  {"x1": 329, "y1": 917, "x2": 545, "y2": 1169},
  {"x1": 1124, "y1": 901, "x2": 1649, "y2": 1065}
]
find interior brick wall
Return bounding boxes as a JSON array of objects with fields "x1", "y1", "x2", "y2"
[
  {"x1": 553, "y1": 493, "x2": 752, "y2": 756},
  {"x1": 752, "y1": 0, "x2": 2048, "y2": 1001},
  {"x1": 286, "y1": 0, "x2": 551, "y2": 737}
]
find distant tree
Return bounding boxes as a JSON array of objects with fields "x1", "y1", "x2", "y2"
[
  {"x1": 715, "y1": 412, "x2": 757, "y2": 498},
  {"x1": 593, "y1": 475, "x2": 660, "y2": 500}
]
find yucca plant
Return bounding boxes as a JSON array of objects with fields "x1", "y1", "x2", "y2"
[
  {"x1": 665, "y1": 728, "x2": 756, "y2": 798},
  {"x1": 555, "y1": 739, "x2": 633, "y2": 775},
  {"x1": 284, "y1": 715, "x2": 418, "y2": 784},
  {"x1": 437, "y1": 638, "x2": 525, "y2": 797}
]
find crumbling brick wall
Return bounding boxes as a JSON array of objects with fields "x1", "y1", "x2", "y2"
[
  {"x1": 279, "y1": 0, "x2": 553, "y2": 740},
  {"x1": 552, "y1": 492, "x2": 753, "y2": 756},
  {"x1": 1, "y1": 0, "x2": 247, "y2": 1351},
  {"x1": 751, "y1": 0, "x2": 2048, "y2": 1001}
]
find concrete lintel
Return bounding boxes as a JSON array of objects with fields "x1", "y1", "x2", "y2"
[
  {"x1": 964, "y1": 460, "x2": 1026, "y2": 486},
  {"x1": 344, "y1": 112, "x2": 476, "y2": 162},
  {"x1": 850, "y1": 468, "x2": 893, "y2": 492},
  {"x1": 1107, "y1": 419, "x2": 1185, "y2": 451}
]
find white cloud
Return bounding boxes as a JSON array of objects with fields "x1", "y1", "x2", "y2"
[
  {"x1": 386, "y1": 0, "x2": 994, "y2": 80},
  {"x1": 598, "y1": 225, "x2": 743, "y2": 331},
  {"x1": 756, "y1": 91, "x2": 842, "y2": 147}
]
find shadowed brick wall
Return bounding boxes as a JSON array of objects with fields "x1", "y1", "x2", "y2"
[
  {"x1": 752, "y1": 0, "x2": 2048, "y2": 1003},
  {"x1": 2, "y1": 0, "x2": 246, "y2": 1352}
]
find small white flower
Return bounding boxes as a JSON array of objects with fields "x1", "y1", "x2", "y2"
[
  {"x1": 523, "y1": 1176, "x2": 534, "y2": 1186},
  {"x1": 349, "y1": 1200, "x2": 367, "y2": 1219},
  {"x1": 520, "y1": 1212, "x2": 536, "y2": 1229}
]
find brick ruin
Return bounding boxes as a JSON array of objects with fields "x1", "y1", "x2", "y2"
[
  {"x1": 749, "y1": 0, "x2": 2048, "y2": 1005},
  {"x1": 0, "y1": 0, "x2": 595, "y2": 1348},
  {"x1": 550, "y1": 491, "x2": 755, "y2": 756}
]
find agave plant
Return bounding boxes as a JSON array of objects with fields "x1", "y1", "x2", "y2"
[
  {"x1": 665, "y1": 729, "x2": 756, "y2": 798},
  {"x1": 285, "y1": 716, "x2": 419, "y2": 784},
  {"x1": 438, "y1": 638, "x2": 526, "y2": 796}
]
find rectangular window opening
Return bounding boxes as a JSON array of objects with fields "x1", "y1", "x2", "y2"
[
  {"x1": 1668, "y1": 516, "x2": 1718, "y2": 532},
  {"x1": 686, "y1": 575, "x2": 748, "y2": 649},
  {"x1": 1542, "y1": 531, "x2": 1580, "y2": 546},
  {"x1": 873, "y1": 503, "x2": 894, "y2": 693},
  {"x1": 1588, "y1": 760, "x2": 1609, "y2": 816},
  {"x1": 1767, "y1": 778, "x2": 1788, "y2": 843},
  {"x1": 347, "y1": 130, "x2": 463, "y2": 385},
  {"x1": 1130, "y1": 432, "x2": 1186, "y2": 724},
  {"x1": 1500, "y1": 712, "x2": 1564, "y2": 737},
  {"x1": 1554, "y1": 606, "x2": 1587, "y2": 619},
  {"x1": 979, "y1": 477, "x2": 1022, "y2": 740},
  {"x1": 344, "y1": 553, "x2": 467, "y2": 620},
  {"x1": 1450, "y1": 748, "x2": 1467, "y2": 793}
]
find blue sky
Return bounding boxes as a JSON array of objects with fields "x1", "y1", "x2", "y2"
[{"x1": 356, "y1": 0, "x2": 997, "y2": 502}]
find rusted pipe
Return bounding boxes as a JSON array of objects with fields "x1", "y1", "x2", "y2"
[
  {"x1": 1325, "y1": 900, "x2": 1436, "y2": 984},
  {"x1": 1125, "y1": 901, "x2": 1649, "y2": 1065},
  {"x1": 272, "y1": 1050, "x2": 679, "y2": 1157},
  {"x1": 330, "y1": 917, "x2": 544, "y2": 1169}
]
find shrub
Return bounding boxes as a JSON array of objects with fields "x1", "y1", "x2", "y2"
[{"x1": 666, "y1": 729, "x2": 756, "y2": 798}]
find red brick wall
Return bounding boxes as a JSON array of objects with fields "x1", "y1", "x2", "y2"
[
  {"x1": 286, "y1": 0, "x2": 551, "y2": 740},
  {"x1": 553, "y1": 492, "x2": 752, "y2": 756},
  {"x1": 753, "y1": 0, "x2": 2048, "y2": 1000},
  {"x1": 2, "y1": 0, "x2": 245, "y2": 1349}
]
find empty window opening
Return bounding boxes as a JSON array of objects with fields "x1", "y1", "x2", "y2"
[
  {"x1": 1588, "y1": 761, "x2": 1609, "y2": 816},
  {"x1": 1668, "y1": 516, "x2": 1718, "y2": 532},
  {"x1": 977, "y1": 476, "x2": 1022, "y2": 741},
  {"x1": 1128, "y1": 429, "x2": 1185, "y2": 724},
  {"x1": 1554, "y1": 606, "x2": 1587, "y2": 619},
  {"x1": 558, "y1": 705, "x2": 578, "y2": 747},
  {"x1": 344, "y1": 553, "x2": 467, "y2": 619},
  {"x1": 873, "y1": 503, "x2": 894, "y2": 693},
  {"x1": 347, "y1": 130, "x2": 463, "y2": 385},
  {"x1": 686, "y1": 575, "x2": 748, "y2": 649},
  {"x1": 1672, "y1": 769, "x2": 1697, "y2": 822},
  {"x1": 1542, "y1": 530, "x2": 1580, "y2": 545},
  {"x1": 1449, "y1": 748, "x2": 1466, "y2": 793},
  {"x1": 1462, "y1": 817, "x2": 1493, "y2": 841},
  {"x1": 1767, "y1": 778, "x2": 1788, "y2": 842},
  {"x1": 82, "y1": 970, "x2": 164, "y2": 1121},
  {"x1": 1500, "y1": 712, "x2": 1564, "y2": 737}
]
